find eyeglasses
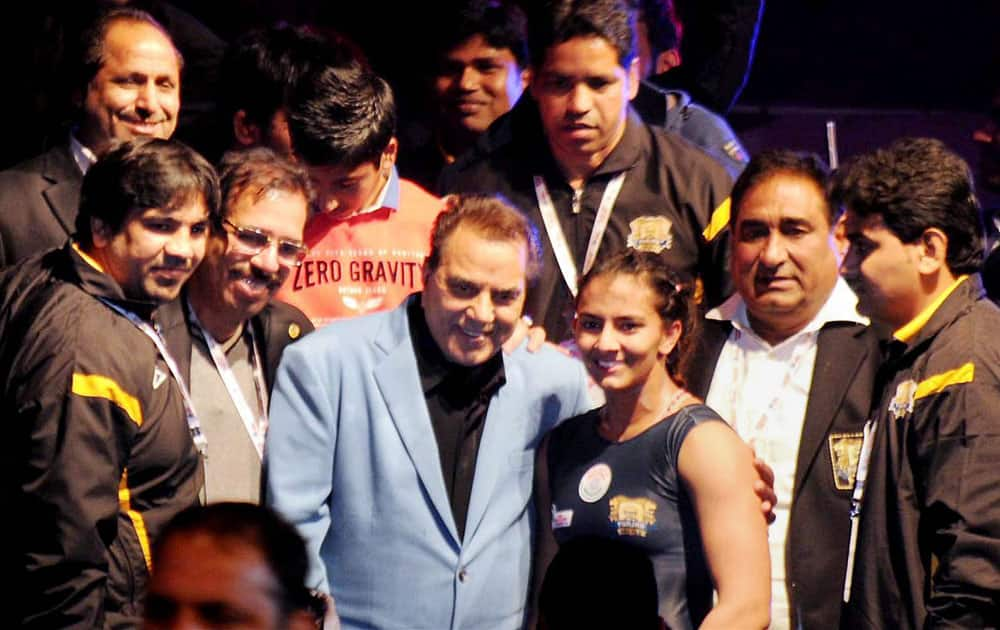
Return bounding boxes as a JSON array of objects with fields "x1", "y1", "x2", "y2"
[{"x1": 223, "y1": 219, "x2": 308, "y2": 267}]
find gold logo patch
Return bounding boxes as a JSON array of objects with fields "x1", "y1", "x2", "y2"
[
  {"x1": 288, "y1": 323, "x2": 301, "y2": 340},
  {"x1": 627, "y1": 216, "x2": 673, "y2": 253},
  {"x1": 608, "y1": 495, "x2": 658, "y2": 537},
  {"x1": 828, "y1": 432, "x2": 864, "y2": 490},
  {"x1": 888, "y1": 379, "x2": 917, "y2": 420}
]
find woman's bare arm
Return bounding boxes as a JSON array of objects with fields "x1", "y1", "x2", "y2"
[{"x1": 678, "y1": 421, "x2": 771, "y2": 630}]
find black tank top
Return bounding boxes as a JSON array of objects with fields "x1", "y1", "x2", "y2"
[{"x1": 546, "y1": 404, "x2": 726, "y2": 630}]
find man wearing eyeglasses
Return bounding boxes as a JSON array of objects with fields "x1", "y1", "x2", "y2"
[{"x1": 160, "y1": 147, "x2": 314, "y2": 504}]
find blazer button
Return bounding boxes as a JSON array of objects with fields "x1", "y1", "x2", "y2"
[{"x1": 458, "y1": 568, "x2": 469, "y2": 583}]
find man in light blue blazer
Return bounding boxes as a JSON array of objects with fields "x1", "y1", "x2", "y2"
[{"x1": 264, "y1": 195, "x2": 592, "y2": 630}]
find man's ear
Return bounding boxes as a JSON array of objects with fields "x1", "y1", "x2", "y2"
[
  {"x1": 90, "y1": 216, "x2": 113, "y2": 249},
  {"x1": 518, "y1": 67, "x2": 530, "y2": 91},
  {"x1": 654, "y1": 48, "x2": 681, "y2": 75},
  {"x1": 232, "y1": 110, "x2": 262, "y2": 147},
  {"x1": 916, "y1": 227, "x2": 949, "y2": 274},
  {"x1": 832, "y1": 213, "x2": 849, "y2": 263},
  {"x1": 626, "y1": 58, "x2": 641, "y2": 101},
  {"x1": 381, "y1": 137, "x2": 399, "y2": 171}
]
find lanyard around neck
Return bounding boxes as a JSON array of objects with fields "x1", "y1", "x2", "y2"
[
  {"x1": 186, "y1": 300, "x2": 269, "y2": 459},
  {"x1": 97, "y1": 298, "x2": 207, "y2": 458},
  {"x1": 533, "y1": 171, "x2": 626, "y2": 297}
]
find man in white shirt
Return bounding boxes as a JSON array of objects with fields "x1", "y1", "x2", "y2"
[{"x1": 686, "y1": 150, "x2": 881, "y2": 630}]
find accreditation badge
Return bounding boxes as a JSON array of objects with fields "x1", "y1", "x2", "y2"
[
  {"x1": 888, "y1": 379, "x2": 918, "y2": 420},
  {"x1": 828, "y1": 432, "x2": 864, "y2": 490},
  {"x1": 627, "y1": 216, "x2": 673, "y2": 253},
  {"x1": 578, "y1": 463, "x2": 612, "y2": 503}
]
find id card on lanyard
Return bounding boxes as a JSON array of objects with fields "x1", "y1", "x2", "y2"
[
  {"x1": 842, "y1": 417, "x2": 878, "y2": 603},
  {"x1": 186, "y1": 301, "x2": 269, "y2": 459},
  {"x1": 97, "y1": 298, "x2": 207, "y2": 457},
  {"x1": 533, "y1": 171, "x2": 626, "y2": 297}
]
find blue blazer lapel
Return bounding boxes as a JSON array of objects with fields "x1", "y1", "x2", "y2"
[{"x1": 372, "y1": 306, "x2": 460, "y2": 545}]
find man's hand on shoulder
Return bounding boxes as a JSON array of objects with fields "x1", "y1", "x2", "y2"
[{"x1": 503, "y1": 315, "x2": 547, "y2": 354}]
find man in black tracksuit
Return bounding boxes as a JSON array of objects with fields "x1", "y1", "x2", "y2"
[
  {"x1": 837, "y1": 137, "x2": 1000, "y2": 628},
  {"x1": 439, "y1": 0, "x2": 733, "y2": 342},
  {"x1": 0, "y1": 139, "x2": 218, "y2": 628}
]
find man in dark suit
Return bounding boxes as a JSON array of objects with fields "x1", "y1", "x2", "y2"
[
  {"x1": 686, "y1": 150, "x2": 880, "y2": 630},
  {"x1": 0, "y1": 7, "x2": 182, "y2": 267},
  {"x1": 160, "y1": 147, "x2": 313, "y2": 504}
]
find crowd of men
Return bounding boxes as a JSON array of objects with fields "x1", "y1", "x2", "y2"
[{"x1": 1, "y1": 1, "x2": 999, "y2": 629}]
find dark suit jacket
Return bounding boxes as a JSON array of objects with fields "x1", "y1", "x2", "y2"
[
  {"x1": 157, "y1": 295, "x2": 314, "y2": 391},
  {"x1": 0, "y1": 143, "x2": 82, "y2": 268},
  {"x1": 688, "y1": 318, "x2": 880, "y2": 630}
]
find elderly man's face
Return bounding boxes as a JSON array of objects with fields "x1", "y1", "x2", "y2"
[
  {"x1": 730, "y1": 173, "x2": 840, "y2": 341},
  {"x1": 78, "y1": 20, "x2": 181, "y2": 155},
  {"x1": 421, "y1": 225, "x2": 528, "y2": 366}
]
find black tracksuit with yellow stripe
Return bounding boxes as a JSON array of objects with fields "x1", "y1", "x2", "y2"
[
  {"x1": 0, "y1": 243, "x2": 202, "y2": 629},
  {"x1": 842, "y1": 274, "x2": 1000, "y2": 629}
]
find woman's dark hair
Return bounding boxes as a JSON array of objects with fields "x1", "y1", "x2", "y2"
[{"x1": 576, "y1": 248, "x2": 699, "y2": 386}]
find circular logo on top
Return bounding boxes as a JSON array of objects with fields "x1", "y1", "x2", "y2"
[{"x1": 578, "y1": 463, "x2": 613, "y2": 503}]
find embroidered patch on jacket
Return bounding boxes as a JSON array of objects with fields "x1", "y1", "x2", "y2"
[
  {"x1": 828, "y1": 432, "x2": 864, "y2": 490},
  {"x1": 608, "y1": 495, "x2": 657, "y2": 537},
  {"x1": 888, "y1": 379, "x2": 918, "y2": 420},
  {"x1": 288, "y1": 323, "x2": 301, "y2": 340},
  {"x1": 627, "y1": 216, "x2": 673, "y2": 253}
]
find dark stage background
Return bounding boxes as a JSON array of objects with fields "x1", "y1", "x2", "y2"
[{"x1": 1, "y1": 1, "x2": 997, "y2": 201}]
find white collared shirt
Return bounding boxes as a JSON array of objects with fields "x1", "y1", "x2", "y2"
[
  {"x1": 69, "y1": 133, "x2": 98, "y2": 175},
  {"x1": 704, "y1": 277, "x2": 867, "y2": 630}
]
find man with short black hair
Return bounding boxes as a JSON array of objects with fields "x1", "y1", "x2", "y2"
[
  {"x1": 399, "y1": 0, "x2": 529, "y2": 190},
  {"x1": 219, "y1": 24, "x2": 363, "y2": 159},
  {"x1": 440, "y1": 0, "x2": 734, "y2": 342},
  {"x1": 0, "y1": 8, "x2": 183, "y2": 267},
  {"x1": 836, "y1": 137, "x2": 1000, "y2": 629},
  {"x1": 276, "y1": 65, "x2": 443, "y2": 326},
  {"x1": 1, "y1": 138, "x2": 217, "y2": 628},
  {"x1": 145, "y1": 502, "x2": 324, "y2": 630},
  {"x1": 160, "y1": 147, "x2": 314, "y2": 504}
]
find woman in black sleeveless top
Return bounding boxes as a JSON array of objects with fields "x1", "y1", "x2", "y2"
[{"x1": 534, "y1": 250, "x2": 770, "y2": 630}]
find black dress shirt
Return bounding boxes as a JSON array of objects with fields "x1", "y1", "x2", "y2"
[{"x1": 407, "y1": 296, "x2": 506, "y2": 540}]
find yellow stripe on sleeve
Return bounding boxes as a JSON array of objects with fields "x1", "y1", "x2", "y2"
[
  {"x1": 119, "y1": 470, "x2": 152, "y2": 571},
  {"x1": 702, "y1": 197, "x2": 731, "y2": 242},
  {"x1": 72, "y1": 373, "x2": 143, "y2": 427},
  {"x1": 914, "y1": 363, "x2": 975, "y2": 401}
]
